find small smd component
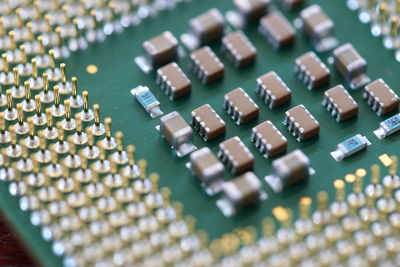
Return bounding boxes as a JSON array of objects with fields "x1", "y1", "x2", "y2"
[
  {"x1": 190, "y1": 46, "x2": 224, "y2": 84},
  {"x1": 259, "y1": 11, "x2": 296, "y2": 49},
  {"x1": 251, "y1": 120, "x2": 287, "y2": 158},
  {"x1": 373, "y1": 113, "x2": 400, "y2": 140},
  {"x1": 294, "y1": 51, "x2": 330, "y2": 90},
  {"x1": 233, "y1": 0, "x2": 270, "y2": 25},
  {"x1": 330, "y1": 134, "x2": 371, "y2": 161},
  {"x1": 158, "y1": 111, "x2": 197, "y2": 157},
  {"x1": 363, "y1": 79, "x2": 400, "y2": 116},
  {"x1": 130, "y1": 86, "x2": 163, "y2": 118},
  {"x1": 333, "y1": 43, "x2": 370, "y2": 89},
  {"x1": 322, "y1": 85, "x2": 359, "y2": 122},
  {"x1": 156, "y1": 62, "x2": 191, "y2": 100},
  {"x1": 218, "y1": 136, "x2": 254, "y2": 175},
  {"x1": 216, "y1": 171, "x2": 266, "y2": 217},
  {"x1": 189, "y1": 8, "x2": 225, "y2": 46},
  {"x1": 265, "y1": 149, "x2": 314, "y2": 192},
  {"x1": 284, "y1": 104, "x2": 320, "y2": 141},
  {"x1": 224, "y1": 88, "x2": 259, "y2": 124},
  {"x1": 191, "y1": 104, "x2": 226, "y2": 141},
  {"x1": 300, "y1": 4, "x2": 338, "y2": 52},
  {"x1": 188, "y1": 147, "x2": 224, "y2": 195},
  {"x1": 222, "y1": 31, "x2": 257, "y2": 68},
  {"x1": 256, "y1": 71, "x2": 292, "y2": 109},
  {"x1": 280, "y1": 0, "x2": 305, "y2": 9},
  {"x1": 142, "y1": 31, "x2": 179, "y2": 69}
]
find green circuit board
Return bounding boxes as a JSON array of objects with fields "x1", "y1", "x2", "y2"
[{"x1": 1, "y1": 0, "x2": 400, "y2": 266}]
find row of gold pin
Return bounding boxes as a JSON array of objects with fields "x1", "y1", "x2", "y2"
[{"x1": 205, "y1": 160, "x2": 400, "y2": 266}]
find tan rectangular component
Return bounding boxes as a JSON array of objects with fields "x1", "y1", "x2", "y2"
[
  {"x1": 157, "y1": 62, "x2": 191, "y2": 100},
  {"x1": 323, "y1": 85, "x2": 358, "y2": 121},
  {"x1": 259, "y1": 11, "x2": 295, "y2": 49},
  {"x1": 224, "y1": 88, "x2": 259, "y2": 124},
  {"x1": 190, "y1": 46, "x2": 224, "y2": 84},
  {"x1": 284, "y1": 104, "x2": 320, "y2": 141},
  {"x1": 295, "y1": 51, "x2": 330, "y2": 89},
  {"x1": 191, "y1": 104, "x2": 226, "y2": 141},
  {"x1": 222, "y1": 31, "x2": 256, "y2": 68},
  {"x1": 364, "y1": 79, "x2": 400, "y2": 116},
  {"x1": 218, "y1": 136, "x2": 255, "y2": 175},
  {"x1": 251, "y1": 120, "x2": 287, "y2": 157},
  {"x1": 256, "y1": 71, "x2": 291, "y2": 109}
]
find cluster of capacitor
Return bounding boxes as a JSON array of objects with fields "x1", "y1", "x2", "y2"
[
  {"x1": 209, "y1": 160, "x2": 400, "y2": 267},
  {"x1": 347, "y1": 0, "x2": 400, "y2": 61}
]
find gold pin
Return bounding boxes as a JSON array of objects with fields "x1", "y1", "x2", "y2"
[
  {"x1": 31, "y1": 58, "x2": 38, "y2": 79},
  {"x1": 86, "y1": 127, "x2": 94, "y2": 147},
  {"x1": 389, "y1": 156, "x2": 398, "y2": 177},
  {"x1": 262, "y1": 217, "x2": 275, "y2": 237},
  {"x1": 334, "y1": 179, "x2": 345, "y2": 202},
  {"x1": 34, "y1": 95, "x2": 43, "y2": 122},
  {"x1": 23, "y1": 81, "x2": 34, "y2": 112},
  {"x1": 317, "y1": 191, "x2": 328, "y2": 211},
  {"x1": 16, "y1": 103, "x2": 24, "y2": 126},
  {"x1": 0, "y1": 112, "x2": 5, "y2": 134},
  {"x1": 104, "y1": 117, "x2": 112, "y2": 140},
  {"x1": 150, "y1": 173, "x2": 159, "y2": 193},
  {"x1": 39, "y1": 130, "x2": 46, "y2": 152},
  {"x1": 299, "y1": 196, "x2": 312, "y2": 220},
  {"x1": 9, "y1": 31, "x2": 16, "y2": 53},
  {"x1": 26, "y1": 22, "x2": 34, "y2": 43},
  {"x1": 75, "y1": 113, "x2": 82, "y2": 135},
  {"x1": 60, "y1": 63, "x2": 67, "y2": 84},
  {"x1": 354, "y1": 168, "x2": 366, "y2": 194},
  {"x1": 6, "y1": 89, "x2": 12, "y2": 111},
  {"x1": 138, "y1": 159, "x2": 147, "y2": 180},
  {"x1": 371, "y1": 164, "x2": 380, "y2": 185},
  {"x1": 13, "y1": 67, "x2": 20, "y2": 88},
  {"x1": 0, "y1": 112, "x2": 10, "y2": 144},
  {"x1": 44, "y1": 14, "x2": 52, "y2": 33},
  {"x1": 73, "y1": 18, "x2": 81, "y2": 38},
  {"x1": 17, "y1": 103, "x2": 24, "y2": 126},
  {"x1": 82, "y1": 90, "x2": 89, "y2": 113},
  {"x1": 282, "y1": 208, "x2": 293, "y2": 228},
  {"x1": 46, "y1": 108, "x2": 53, "y2": 130},
  {"x1": 172, "y1": 201, "x2": 183, "y2": 220},
  {"x1": 0, "y1": 18, "x2": 4, "y2": 38},
  {"x1": 64, "y1": 99, "x2": 71, "y2": 121},
  {"x1": 378, "y1": 3, "x2": 388, "y2": 25},
  {"x1": 55, "y1": 27, "x2": 63, "y2": 48},
  {"x1": 93, "y1": 104, "x2": 100, "y2": 125},
  {"x1": 57, "y1": 121, "x2": 64, "y2": 143},
  {"x1": 20, "y1": 45, "x2": 27, "y2": 65},
  {"x1": 389, "y1": 16, "x2": 399, "y2": 38},
  {"x1": 91, "y1": 104, "x2": 105, "y2": 136},
  {"x1": 27, "y1": 117, "x2": 35, "y2": 139},
  {"x1": 116, "y1": 131, "x2": 123, "y2": 153},
  {"x1": 161, "y1": 187, "x2": 171, "y2": 208},
  {"x1": 42, "y1": 72, "x2": 49, "y2": 93},
  {"x1": 127, "y1": 145, "x2": 136, "y2": 166},
  {"x1": 2, "y1": 53, "x2": 9, "y2": 73},
  {"x1": 48, "y1": 50, "x2": 59, "y2": 82},
  {"x1": 9, "y1": 125, "x2": 17, "y2": 147},
  {"x1": 53, "y1": 85, "x2": 61, "y2": 109},
  {"x1": 71, "y1": 77, "x2": 78, "y2": 98},
  {"x1": 81, "y1": 91, "x2": 94, "y2": 122}
]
